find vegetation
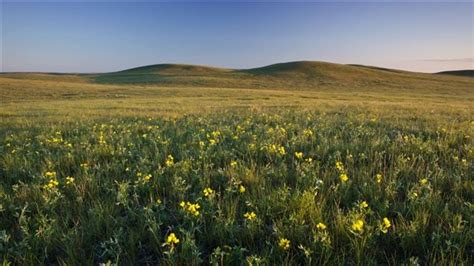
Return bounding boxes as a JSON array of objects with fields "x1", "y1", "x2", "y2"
[
  {"x1": 0, "y1": 61, "x2": 473, "y2": 264},
  {"x1": 436, "y1": 70, "x2": 474, "y2": 78}
]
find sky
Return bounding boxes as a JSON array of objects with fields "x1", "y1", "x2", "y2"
[{"x1": 1, "y1": 1, "x2": 473, "y2": 73}]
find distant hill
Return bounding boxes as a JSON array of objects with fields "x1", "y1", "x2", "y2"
[
  {"x1": 2, "y1": 61, "x2": 473, "y2": 91},
  {"x1": 90, "y1": 61, "x2": 474, "y2": 91},
  {"x1": 93, "y1": 63, "x2": 233, "y2": 85},
  {"x1": 436, "y1": 70, "x2": 474, "y2": 78},
  {"x1": 116, "y1": 64, "x2": 231, "y2": 75}
]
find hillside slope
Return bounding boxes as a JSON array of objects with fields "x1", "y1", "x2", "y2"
[
  {"x1": 2, "y1": 61, "x2": 473, "y2": 92},
  {"x1": 90, "y1": 61, "x2": 473, "y2": 91},
  {"x1": 436, "y1": 70, "x2": 474, "y2": 78}
]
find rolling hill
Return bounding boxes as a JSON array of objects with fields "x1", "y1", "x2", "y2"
[
  {"x1": 91, "y1": 61, "x2": 474, "y2": 92},
  {"x1": 1, "y1": 61, "x2": 473, "y2": 92},
  {"x1": 86, "y1": 61, "x2": 473, "y2": 91},
  {"x1": 1, "y1": 60, "x2": 472, "y2": 127},
  {"x1": 436, "y1": 70, "x2": 474, "y2": 78}
]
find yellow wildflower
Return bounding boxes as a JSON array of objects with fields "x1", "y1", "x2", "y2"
[
  {"x1": 303, "y1": 128, "x2": 313, "y2": 137},
  {"x1": 230, "y1": 161, "x2": 238, "y2": 168},
  {"x1": 180, "y1": 201, "x2": 200, "y2": 216},
  {"x1": 98, "y1": 133, "x2": 106, "y2": 145},
  {"x1": 278, "y1": 126, "x2": 286, "y2": 135},
  {"x1": 295, "y1": 152, "x2": 304, "y2": 159},
  {"x1": 278, "y1": 146, "x2": 286, "y2": 155},
  {"x1": 351, "y1": 219, "x2": 364, "y2": 232},
  {"x1": 187, "y1": 204, "x2": 200, "y2": 216},
  {"x1": 211, "y1": 130, "x2": 221, "y2": 138},
  {"x1": 381, "y1": 217, "x2": 391, "y2": 233},
  {"x1": 409, "y1": 191, "x2": 419, "y2": 200},
  {"x1": 203, "y1": 187, "x2": 214, "y2": 197},
  {"x1": 244, "y1": 211, "x2": 256, "y2": 221},
  {"x1": 335, "y1": 161, "x2": 344, "y2": 172},
  {"x1": 166, "y1": 233, "x2": 180, "y2": 245},
  {"x1": 43, "y1": 178, "x2": 59, "y2": 190},
  {"x1": 419, "y1": 178, "x2": 428, "y2": 185},
  {"x1": 316, "y1": 222, "x2": 327, "y2": 230},
  {"x1": 143, "y1": 174, "x2": 152, "y2": 182},
  {"x1": 239, "y1": 185, "x2": 246, "y2": 193},
  {"x1": 339, "y1": 173, "x2": 349, "y2": 183},
  {"x1": 65, "y1": 176, "x2": 75, "y2": 185},
  {"x1": 44, "y1": 171, "x2": 56, "y2": 178},
  {"x1": 165, "y1": 155, "x2": 174, "y2": 167},
  {"x1": 376, "y1": 174, "x2": 382, "y2": 184},
  {"x1": 359, "y1": 201, "x2": 369, "y2": 209},
  {"x1": 278, "y1": 238, "x2": 291, "y2": 251}
]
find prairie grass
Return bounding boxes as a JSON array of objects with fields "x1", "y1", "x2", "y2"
[{"x1": 0, "y1": 71, "x2": 473, "y2": 264}]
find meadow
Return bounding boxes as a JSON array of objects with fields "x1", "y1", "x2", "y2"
[{"x1": 0, "y1": 62, "x2": 473, "y2": 264}]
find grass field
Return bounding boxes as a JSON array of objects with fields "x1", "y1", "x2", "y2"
[{"x1": 0, "y1": 62, "x2": 473, "y2": 264}]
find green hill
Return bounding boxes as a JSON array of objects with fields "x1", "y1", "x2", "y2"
[
  {"x1": 2, "y1": 61, "x2": 473, "y2": 92},
  {"x1": 436, "y1": 70, "x2": 474, "y2": 78},
  {"x1": 90, "y1": 61, "x2": 473, "y2": 91},
  {"x1": 116, "y1": 64, "x2": 231, "y2": 74},
  {"x1": 1, "y1": 60, "x2": 472, "y2": 125}
]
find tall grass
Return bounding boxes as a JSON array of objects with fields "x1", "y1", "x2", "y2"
[{"x1": 1, "y1": 110, "x2": 472, "y2": 264}]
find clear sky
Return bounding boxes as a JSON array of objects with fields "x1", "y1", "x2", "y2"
[{"x1": 1, "y1": 1, "x2": 473, "y2": 73}]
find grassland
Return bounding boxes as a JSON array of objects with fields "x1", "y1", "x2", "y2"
[{"x1": 0, "y1": 62, "x2": 473, "y2": 264}]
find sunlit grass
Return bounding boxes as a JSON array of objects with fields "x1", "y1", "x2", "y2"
[
  {"x1": 1, "y1": 109, "x2": 472, "y2": 264},
  {"x1": 0, "y1": 71, "x2": 473, "y2": 264}
]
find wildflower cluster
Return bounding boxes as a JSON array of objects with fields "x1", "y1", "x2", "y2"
[
  {"x1": 313, "y1": 222, "x2": 331, "y2": 247},
  {"x1": 375, "y1": 173, "x2": 383, "y2": 184},
  {"x1": 351, "y1": 219, "x2": 364, "y2": 233},
  {"x1": 165, "y1": 155, "x2": 174, "y2": 167},
  {"x1": 278, "y1": 238, "x2": 291, "y2": 251},
  {"x1": 163, "y1": 233, "x2": 180, "y2": 252},
  {"x1": 303, "y1": 128, "x2": 313, "y2": 138},
  {"x1": 244, "y1": 211, "x2": 257, "y2": 221},
  {"x1": 180, "y1": 201, "x2": 201, "y2": 216},
  {"x1": 207, "y1": 130, "x2": 221, "y2": 145},
  {"x1": 203, "y1": 187, "x2": 214, "y2": 198},
  {"x1": 137, "y1": 172, "x2": 152, "y2": 183},
  {"x1": 65, "y1": 176, "x2": 75, "y2": 185},
  {"x1": 43, "y1": 171, "x2": 59, "y2": 190},
  {"x1": 380, "y1": 217, "x2": 392, "y2": 234},
  {"x1": 335, "y1": 161, "x2": 349, "y2": 183},
  {"x1": 1, "y1": 110, "x2": 471, "y2": 264},
  {"x1": 294, "y1": 151, "x2": 304, "y2": 159},
  {"x1": 263, "y1": 143, "x2": 286, "y2": 156},
  {"x1": 316, "y1": 222, "x2": 327, "y2": 230}
]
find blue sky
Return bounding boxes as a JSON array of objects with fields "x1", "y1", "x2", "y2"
[{"x1": 1, "y1": 1, "x2": 473, "y2": 73}]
